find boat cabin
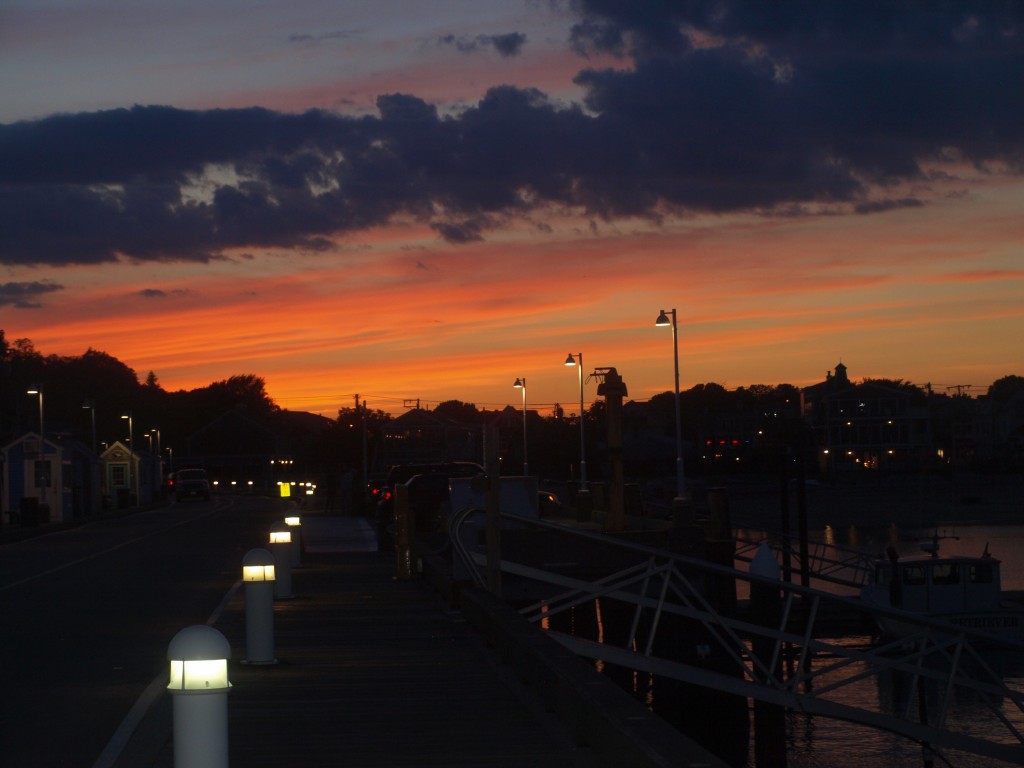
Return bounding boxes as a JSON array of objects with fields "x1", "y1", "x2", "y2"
[{"x1": 872, "y1": 553, "x2": 1002, "y2": 614}]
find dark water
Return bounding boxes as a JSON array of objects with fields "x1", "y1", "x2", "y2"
[
  {"x1": 585, "y1": 468, "x2": 1024, "y2": 768},
  {"x1": 772, "y1": 522, "x2": 1024, "y2": 768}
]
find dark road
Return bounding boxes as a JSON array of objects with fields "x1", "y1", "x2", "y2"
[{"x1": 0, "y1": 496, "x2": 281, "y2": 767}]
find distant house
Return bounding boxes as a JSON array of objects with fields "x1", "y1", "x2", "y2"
[
  {"x1": 101, "y1": 440, "x2": 151, "y2": 508},
  {"x1": 802, "y1": 363, "x2": 933, "y2": 472},
  {"x1": 380, "y1": 408, "x2": 481, "y2": 467},
  {"x1": 3, "y1": 432, "x2": 101, "y2": 523}
]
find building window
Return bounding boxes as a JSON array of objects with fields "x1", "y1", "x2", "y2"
[
  {"x1": 970, "y1": 563, "x2": 994, "y2": 584},
  {"x1": 111, "y1": 464, "x2": 127, "y2": 486},
  {"x1": 33, "y1": 460, "x2": 52, "y2": 490}
]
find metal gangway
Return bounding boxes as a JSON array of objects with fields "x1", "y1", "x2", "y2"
[
  {"x1": 733, "y1": 529, "x2": 878, "y2": 592},
  {"x1": 449, "y1": 509, "x2": 1024, "y2": 766}
]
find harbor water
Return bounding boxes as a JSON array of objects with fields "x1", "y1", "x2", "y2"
[{"x1": 643, "y1": 473, "x2": 1024, "y2": 767}]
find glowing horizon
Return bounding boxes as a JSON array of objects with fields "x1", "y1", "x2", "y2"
[{"x1": 2, "y1": 3, "x2": 1022, "y2": 418}]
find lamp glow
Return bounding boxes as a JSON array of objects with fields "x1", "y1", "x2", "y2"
[
  {"x1": 166, "y1": 625, "x2": 231, "y2": 691},
  {"x1": 269, "y1": 529, "x2": 291, "y2": 545},
  {"x1": 168, "y1": 658, "x2": 229, "y2": 691},
  {"x1": 243, "y1": 564, "x2": 275, "y2": 582}
]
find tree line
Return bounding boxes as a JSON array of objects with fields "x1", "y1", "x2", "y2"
[{"x1": 4, "y1": 330, "x2": 1022, "y2": 481}]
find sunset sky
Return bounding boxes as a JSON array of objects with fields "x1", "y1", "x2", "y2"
[{"x1": 2, "y1": 2, "x2": 1022, "y2": 417}]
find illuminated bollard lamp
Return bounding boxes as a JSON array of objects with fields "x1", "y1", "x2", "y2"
[
  {"x1": 242, "y1": 548, "x2": 277, "y2": 665},
  {"x1": 167, "y1": 625, "x2": 231, "y2": 768},
  {"x1": 268, "y1": 520, "x2": 294, "y2": 599},
  {"x1": 284, "y1": 513, "x2": 303, "y2": 567}
]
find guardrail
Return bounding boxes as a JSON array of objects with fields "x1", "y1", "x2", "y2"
[{"x1": 448, "y1": 507, "x2": 1024, "y2": 765}]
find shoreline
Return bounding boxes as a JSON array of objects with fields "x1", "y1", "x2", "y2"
[{"x1": 715, "y1": 469, "x2": 1024, "y2": 534}]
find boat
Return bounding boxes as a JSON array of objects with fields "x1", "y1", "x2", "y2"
[{"x1": 860, "y1": 535, "x2": 1024, "y2": 642}]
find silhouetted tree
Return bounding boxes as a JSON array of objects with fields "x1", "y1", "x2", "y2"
[
  {"x1": 861, "y1": 378, "x2": 928, "y2": 404},
  {"x1": 433, "y1": 400, "x2": 480, "y2": 423},
  {"x1": 989, "y1": 375, "x2": 1024, "y2": 402}
]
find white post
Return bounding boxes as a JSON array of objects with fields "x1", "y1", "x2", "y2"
[
  {"x1": 242, "y1": 548, "x2": 276, "y2": 664},
  {"x1": 167, "y1": 625, "x2": 231, "y2": 768},
  {"x1": 284, "y1": 514, "x2": 302, "y2": 567},
  {"x1": 269, "y1": 521, "x2": 294, "y2": 599}
]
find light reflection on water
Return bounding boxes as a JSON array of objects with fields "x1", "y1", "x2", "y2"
[
  {"x1": 773, "y1": 634, "x2": 1024, "y2": 768},
  {"x1": 733, "y1": 522, "x2": 1024, "y2": 766}
]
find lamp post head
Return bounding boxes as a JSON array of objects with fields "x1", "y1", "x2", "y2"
[
  {"x1": 513, "y1": 377, "x2": 524, "y2": 388},
  {"x1": 27, "y1": 387, "x2": 40, "y2": 395},
  {"x1": 655, "y1": 309, "x2": 671, "y2": 326},
  {"x1": 564, "y1": 353, "x2": 576, "y2": 366}
]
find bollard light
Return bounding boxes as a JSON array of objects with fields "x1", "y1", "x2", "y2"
[
  {"x1": 167, "y1": 625, "x2": 231, "y2": 768},
  {"x1": 269, "y1": 521, "x2": 294, "y2": 599},
  {"x1": 284, "y1": 514, "x2": 303, "y2": 567},
  {"x1": 243, "y1": 548, "x2": 276, "y2": 582},
  {"x1": 242, "y1": 548, "x2": 277, "y2": 665},
  {"x1": 243, "y1": 552, "x2": 276, "y2": 582},
  {"x1": 269, "y1": 525, "x2": 292, "y2": 545},
  {"x1": 168, "y1": 625, "x2": 231, "y2": 691}
]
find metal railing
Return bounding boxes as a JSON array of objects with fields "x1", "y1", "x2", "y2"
[
  {"x1": 733, "y1": 530, "x2": 878, "y2": 591},
  {"x1": 448, "y1": 508, "x2": 1024, "y2": 765}
]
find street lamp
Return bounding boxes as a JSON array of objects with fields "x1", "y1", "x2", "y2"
[
  {"x1": 82, "y1": 400, "x2": 97, "y2": 455},
  {"x1": 512, "y1": 377, "x2": 528, "y2": 475},
  {"x1": 121, "y1": 411, "x2": 134, "y2": 505},
  {"x1": 150, "y1": 426, "x2": 161, "y2": 468},
  {"x1": 655, "y1": 309, "x2": 684, "y2": 499},
  {"x1": 27, "y1": 387, "x2": 46, "y2": 505},
  {"x1": 563, "y1": 354, "x2": 587, "y2": 488}
]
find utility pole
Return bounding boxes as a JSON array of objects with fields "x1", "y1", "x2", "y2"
[{"x1": 356, "y1": 394, "x2": 368, "y2": 506}]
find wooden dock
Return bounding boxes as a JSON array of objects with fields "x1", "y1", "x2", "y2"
[{"x1": 110, "y1": 515, "x2": 727, "y2": 768}]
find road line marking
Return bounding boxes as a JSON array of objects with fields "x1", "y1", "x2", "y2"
[{"x1": 90, "y1": 577, "x2": 242, "y2": 768}]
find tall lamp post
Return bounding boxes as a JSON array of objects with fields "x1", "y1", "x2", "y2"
[
  {"x1": 655, "y1": 309, "x2": 684, "y2": 500},
  {"x1": 121, "y1": 412, "x2": 134, "y2": 505},
  {"x1": 512, "y1": 377, "x2": 528, "y2": 475},
  {"x1": 151, "y1": 426, "x2": 162, "y2": 492},
  {"x1": 27, "y1": 387, "x2": 46, "y2": 506},
  {"x1": 563, "y1": 354, "x2": 587, "y2": 488},
  {"x1": 82, "y1": 400, "x2": 97, "y2": 455}
]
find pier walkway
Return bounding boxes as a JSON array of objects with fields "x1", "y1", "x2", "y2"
[{"x1": 105, "y1": 514, "x2": 724, "y2": 768}]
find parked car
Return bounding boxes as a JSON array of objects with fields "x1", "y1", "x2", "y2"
[{"x1": 171, "y1": 468, "x2": 211, "y2": 501}]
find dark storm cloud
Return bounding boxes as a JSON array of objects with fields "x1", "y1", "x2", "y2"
[
  {"x1": 567, "y1": 0, "x2": 1024, "y2": 59},
  {"x1": 0, "y1": 281, "x2": 63, "y2": 308},
  {"x1": 138, "y1": 288, "x2": 192, "y2": 298},
  {"x1": 288, "y1": 29, "x2": 361, "y2": 44},
  {"x1": 438, "y1": 32, "x2": 527, "y2": 57},
  {"x1": 1, "y1": 2, "x2": 1023, "y2": 266}
]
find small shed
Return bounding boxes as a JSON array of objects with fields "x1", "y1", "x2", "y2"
[
  {"x1": 101, "y1": 440, "x2": 152, "y2": 509},
  {"x1": 2, "y1": 432, "x2": 101, "y2": 524}
]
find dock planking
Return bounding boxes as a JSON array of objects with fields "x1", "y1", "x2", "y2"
[{"x1": 115, "y1": 538, "x2": 598, "y2": 767}]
